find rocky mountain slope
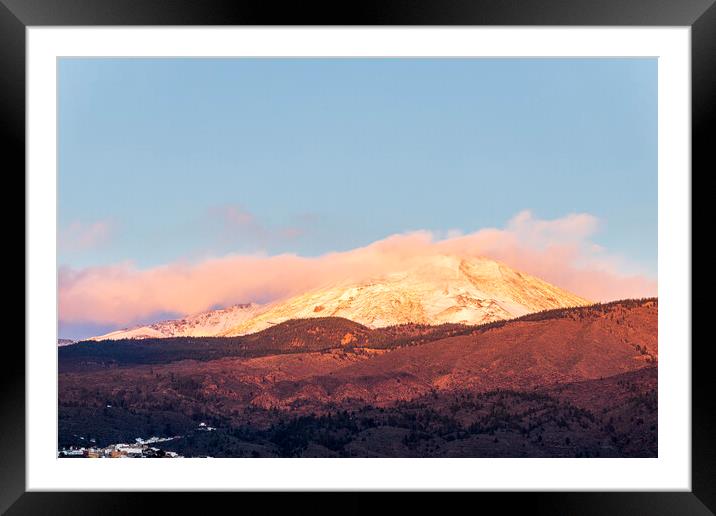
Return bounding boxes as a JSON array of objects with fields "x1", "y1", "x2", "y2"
[{"x1": 91, "y1": 303, "x2": 263, "y2": 341}]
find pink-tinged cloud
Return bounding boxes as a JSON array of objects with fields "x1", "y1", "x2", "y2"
[
  {"x1": 58, "y1": 211, "x2": 657, "y2": 326},
  {"x1": 59, "y1": 220, "x2": 114, "y2": 252},
  {"x1": 209, "y1": 204, "x2": 308, "y2": 247}
]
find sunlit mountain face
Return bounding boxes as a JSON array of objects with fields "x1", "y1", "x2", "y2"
[{"x1": 91, "y1": 254, "x2": 590, "y2": 341}]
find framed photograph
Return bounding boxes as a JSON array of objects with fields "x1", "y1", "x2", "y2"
[{"x1": 7, "y1": 0, "x2": 710, "y2": 512}]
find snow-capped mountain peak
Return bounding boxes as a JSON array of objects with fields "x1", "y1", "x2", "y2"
[
  {"x1": 90, "y1": 255, "x2": 590, "y2": 341},
  {"x1": 218, "y1": 255, "x2": 589, "y2": 337},
  {"x1": 90, "y1": 302, "x2": 263, "y2": 341}
]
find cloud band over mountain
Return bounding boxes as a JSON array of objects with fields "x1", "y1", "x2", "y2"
[{"x1": 59, "y1": 211, "x2": 657, "y2": 326}]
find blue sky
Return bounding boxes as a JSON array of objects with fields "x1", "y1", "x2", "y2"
[
  {"x1": 58, "y1": 58, "x2": 657, "y2": 339},
  {"x1": 59, "y1": 58, "x2": 657, "y2": 272}
]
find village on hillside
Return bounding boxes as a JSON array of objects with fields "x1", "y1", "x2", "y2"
[{"x1": 58, "y1": 423, "x2": 218, "y2": 458}]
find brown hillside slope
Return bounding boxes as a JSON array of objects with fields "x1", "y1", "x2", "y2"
[
  {"x1": 256, "y1": 298, "x2": 657, "y2": 407},
  {"x1": 59, "y1": 299, "x2": 657, "y2": 415}
]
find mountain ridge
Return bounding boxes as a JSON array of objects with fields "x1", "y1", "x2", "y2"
[
  {"x1": 61, "y1": 298, "x2": 657, "y2": 413},
  {"x1": 90, "y1": 302, "x2": 263, "y2": 341},
  {"x1": 221, "y1": 255, "x2": 590, "y2": 337},
  {"x1": 91, "y1": 255, "x2": 590, "y2": 341}
]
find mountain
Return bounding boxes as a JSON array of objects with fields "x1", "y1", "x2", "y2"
[
  {"x1": 57, "y1": 338, "x2": 76, "y2": 347},
  {"x1": 291, "y1": 298, "x2": 657, "y2": 405},
  {"x1": 64, "y1": 299, "x2": 657, "y2": 403},
  {"x1": 59, "y1": 299, "x2": 658, "y2": 457},
  {"x1": 59, "y1": 317, "x2": 473, "y2": 372},
  {"x1": 90, "y1": 255, "x2": 589, "y2": 341},
  {"x1": 91, "y1": 303, "x2": 263, "y2": 341},
  {"x1": 220, "y1": 255, "x2": 589, "y2": 336}
]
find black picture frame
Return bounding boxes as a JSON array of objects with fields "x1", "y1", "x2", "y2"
[{"x1": 5, "y1": 0, "x2": 710, "y2": 513}]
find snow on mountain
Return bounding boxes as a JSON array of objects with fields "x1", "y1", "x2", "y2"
[
  {"x1": 90, "y1": 303, "x2": 263, "y2": 341},
  {"x1": 89, "y1": 255, "x2": 590, "y2": 341},
  {"x1": 219, "y1": 255, "x2": 590, "y2": 336}
]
